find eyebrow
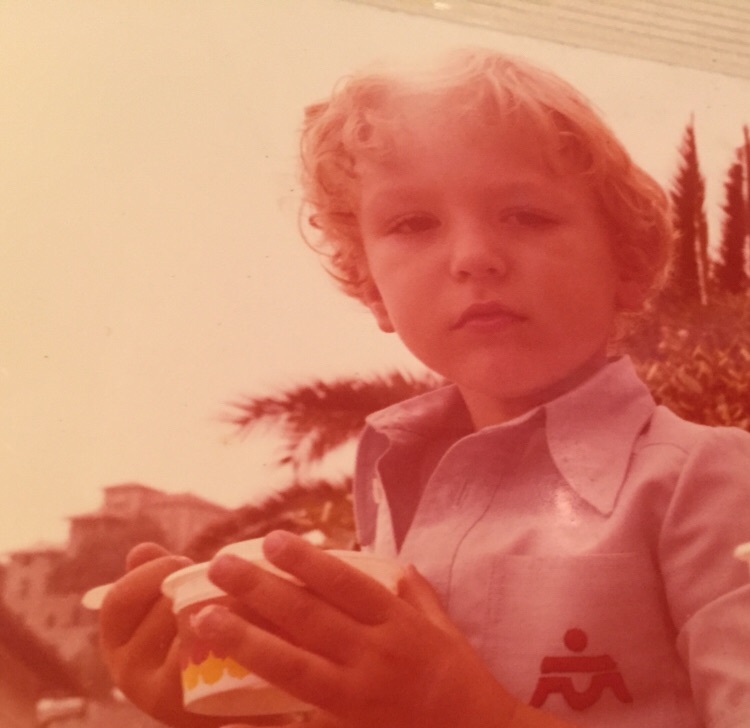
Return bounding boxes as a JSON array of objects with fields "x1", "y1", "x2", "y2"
[{"x1": 362, "y1": 178, "x2": 570, "y2": 210}]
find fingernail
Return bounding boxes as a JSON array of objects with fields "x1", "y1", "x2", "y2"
[
  {"x1": 190, "y1": 604, "x2": 228, "y2": 636},
  {"x1": 209, "y1": 554, "x2": 268, "y2": 599},
  {"x1": 263, "y1": 530, "x2": 293, "y2": 558},
  {"x1": 208, "y1": 552, "x2": 250, "y2": 578},
  {"x1": 209, "y1": 553, "x2": 235, "y2": 572}
]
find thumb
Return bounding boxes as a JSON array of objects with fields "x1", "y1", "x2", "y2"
[
  {"x1": 397, "y1": 564, "x2": 457, "y2": 632},
  {"x1": 125, "y1": 542, "x2": 176, "y2": 571},
  {"x1": 300, "y1": 713, "x2": 342, "y2": 727}
]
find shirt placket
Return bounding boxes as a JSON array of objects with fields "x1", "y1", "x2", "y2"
[{"x1": 398, "y1": 429, "x2": 529, "y2": 606}]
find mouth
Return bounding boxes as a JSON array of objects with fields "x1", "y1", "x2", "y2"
[{"x1": 452, "y1": 301, "x2": 525, "y2": 331}]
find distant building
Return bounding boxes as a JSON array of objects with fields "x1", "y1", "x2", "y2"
[
  {"x1": 0, "y1": 482, "x2": 231, "y2": 712},
  {"x1": 1, "y1": 546, "x2": 91, "y2": 664},
  {"x1": 96, "y1": 482, "x2": 230, "y2": 553},
  {"x1": 0, "y1": 599, "x2": 83, "y2": 728}
]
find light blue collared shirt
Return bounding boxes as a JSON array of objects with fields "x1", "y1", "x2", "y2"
[{"x1": 354, "y1": 358, "x2": 750, "y2": 727}]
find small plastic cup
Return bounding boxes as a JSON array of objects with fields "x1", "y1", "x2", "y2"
[{"x1": 161, "y1": 538, "x2": 402, "y2": 717}]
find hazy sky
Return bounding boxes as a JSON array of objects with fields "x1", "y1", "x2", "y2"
[{"x1": 2, "y1": 0, "x2": 749, "y2": 554}]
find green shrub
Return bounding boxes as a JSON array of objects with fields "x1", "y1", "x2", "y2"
[{"x1": 623, "y1": 293, "x2": 749, "y2": 430}]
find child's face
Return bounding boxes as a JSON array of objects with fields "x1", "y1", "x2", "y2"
[{"x1": 357, "y1": 122, "x2": 631, "y2": 428}]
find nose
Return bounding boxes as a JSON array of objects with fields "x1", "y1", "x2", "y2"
[{"x1": 447, "y1": 219, "x2": 509, "y2": 281}]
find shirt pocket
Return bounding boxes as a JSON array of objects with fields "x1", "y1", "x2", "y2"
[{"x1": 480, "y1": 553, "x2": 696, "y2": 725}]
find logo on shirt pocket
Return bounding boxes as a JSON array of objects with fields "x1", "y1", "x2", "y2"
[
  {"x1": 530, "y1": 627, "x2": 633, "y2": 710},
  {"x1": 482, "y1": 552, "x2": 682, "y2": 714}
]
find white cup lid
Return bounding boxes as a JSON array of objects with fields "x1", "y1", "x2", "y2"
[
  {"x1": 161, "y1": 537, "x2": 403, "y2": 612},
  {"x1": 161, "y1": 561, "x2": 222, "y2": 612}
]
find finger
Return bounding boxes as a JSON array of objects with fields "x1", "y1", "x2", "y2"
[
  {"x1": 100, "y1": 554, "x2": 189, "y2": 649},
  {"x1": 219, "y1": 724, "x2": 282, "y2": 728},
  {"x1": 219, "y1": 717, "x2": 315, "y2": 728},
  {"x1": 218, "y1": 722, "x2": 303, "y2": 728},
  {"x1": 115, "y1": 628, "x2": 183, "y2": 716},
  {"x1": 116, "y1": 595, "x2": 178, "y2": 671},
  {"x1": 126, "y1": 541, "x2": 177, "y2": 571},
  {"x1": 208, "y1": 554, "x2": 360, "y2": 665},
  {"x1": 396, "y1": 564, "x2": 457, "y2": 633},
  {"x1": 302, "y1": 717, "x2": 341, "y2": 728},
  {"x1": 261, "y1": 531, "x2": 395, "y2": 624},
  {"x1": 299, "y1": 713, "x2": 342, "y2": 727},
  {"x1": 192, "y1": 604, "x2": 344, "y2": 712}
]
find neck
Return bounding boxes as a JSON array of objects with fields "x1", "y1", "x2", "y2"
[{"x1": 461, "y1": 353, "x2": 610, "y2": 430}]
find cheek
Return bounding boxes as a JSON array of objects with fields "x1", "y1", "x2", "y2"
[
  {"x1": 359, "y1": 270, "x2": 396, "y2": 333},
  {"x1": 537, "y1": 257, "x2": 620, "y2": 333},
  {"x1": 361, "y1": 255, "x2": 425, "y2": 335},
  {"x1": 615, "y1": 279, "x2": 648, "y2": 311},
  {"x1": 366, "y1": 252, "x2": 418, "y2": 306},
  {"x1": 570, "y1": 241, "x2": 620, "y2": 298}
]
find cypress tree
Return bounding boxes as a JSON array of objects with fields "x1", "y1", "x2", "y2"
[
  {"x1": 669, "y1": 120, "x2": 708, "y2": 304},
  {"x1": 714, "y1": 150, "x2": 748, "y2": 295}
]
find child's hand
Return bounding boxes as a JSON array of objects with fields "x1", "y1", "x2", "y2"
[
  {"x1": 193, "y1": 531, "x2": 520, "y2": 728},
  {"x1": 98, "y1": 543, "x2": 335, "y2": 728},
  {"x1": 98, "y1": 542, "x2": 224, "y2": 728}
]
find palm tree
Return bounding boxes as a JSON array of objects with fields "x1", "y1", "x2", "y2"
[
  {"x1": 187, "y1": 370, "x2": 441, "y2": 557},
  {"x1": 225, "y1": 371, "x2": 442, "y2": 474},
  {"x1": 186, "y1": 478, "x2": 356, "y2": 560}
]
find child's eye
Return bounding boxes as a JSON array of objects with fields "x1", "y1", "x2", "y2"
[
  {"x1": 387, "y1": 214, "x2": 439, "y2": 236},
  {"x1": 502, "y1": 209, "x2": 558, "y2": 228}
]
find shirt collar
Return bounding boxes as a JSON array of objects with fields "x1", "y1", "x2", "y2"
[
  {"x1": 541, "y1": 357, "x2": 655, "y2": 514},
  {"x1": 362, "y1": 357, "x2": 655, "y2": 516},
  {"x1": 365, "y1": 383, "x2": 471, "y2": 440}
]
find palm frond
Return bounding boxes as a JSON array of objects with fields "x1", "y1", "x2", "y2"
[
  {"x1": 226, "y1": 370, "x2": 442, "y2": 470},
  {"x1": 185, "y1": 477, "x2": 356, "y2": 560}
]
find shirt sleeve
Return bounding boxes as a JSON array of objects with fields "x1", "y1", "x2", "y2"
[{"x1": 658, "y1": 426, "x2": 750, "y2": 727}]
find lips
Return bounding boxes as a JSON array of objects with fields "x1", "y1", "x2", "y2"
[{"x1": 452, "y1": 301, "x2": 525, "y2": 330}]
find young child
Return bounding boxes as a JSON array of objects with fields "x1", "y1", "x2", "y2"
[{"x1": 99, "y1": 49, "x2": 750, "y2": 728}]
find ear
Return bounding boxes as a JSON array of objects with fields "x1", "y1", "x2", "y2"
[
  {"x1": 615, "y1": 277, "x2": 647, "y2": 312},
  {"x1": 362, "y1": 282, "x2": 395, "y2": 333}
]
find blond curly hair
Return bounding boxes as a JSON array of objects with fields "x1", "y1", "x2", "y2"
[{"x1": 299, "y1": 48, "x2": 673, "y2": 308}]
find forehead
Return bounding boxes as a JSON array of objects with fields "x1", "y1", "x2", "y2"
[
  {"x1": 353, "y1": 94, "x2": 585, "y2": 183},
  {"x1": 356, "y1": 120, "x2": 581, "y2": 203},
  {"x1": 354, "y1": 129, "x2": 610, "y2": 244}
]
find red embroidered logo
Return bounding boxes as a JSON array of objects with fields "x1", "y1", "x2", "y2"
[{"x1": 530, "y1": 628, "x2": 633, "y2": 710}]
